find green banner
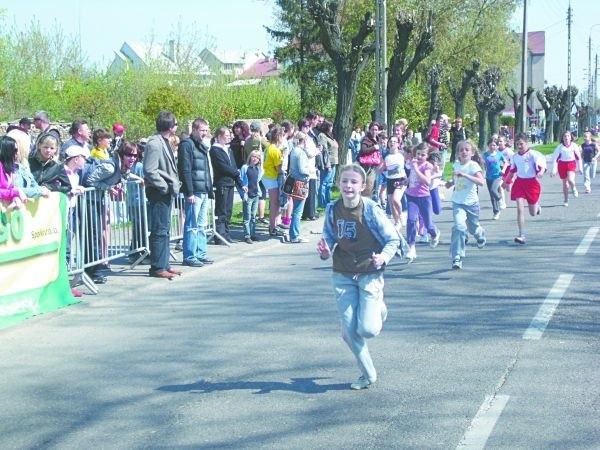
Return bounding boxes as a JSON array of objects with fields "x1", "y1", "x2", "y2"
[{"x1": 0, "y1": 193, "x2": 79, "y2": 329}]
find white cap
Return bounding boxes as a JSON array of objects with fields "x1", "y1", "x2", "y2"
[{"x1": 65, "y1": 145, "x2": 90, "y2": 159}]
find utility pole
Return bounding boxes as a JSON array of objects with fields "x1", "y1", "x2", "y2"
[
  {"x1": 520, "y1": 0, "x2": 528, "y2": 133},
  {"x1": 375, "y1": 0, "x2": 387, "y2": 129},
  {"x1": 589, "y1": 35, "x2": 593, "y2": 130},
  {"x1": 567, "y1": 1, "x2": 572, "y2": 131}
]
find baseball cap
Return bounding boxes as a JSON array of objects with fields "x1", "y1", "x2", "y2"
[
  {"x1": 113, "y1": 123, "x2": 125, "y2": 133},
  {"x1": 65, "y1": 145, "x2": 91, "y2": 159},
  {"x1": 250, "y1": 121, "x2": 262, "y2": 132}
]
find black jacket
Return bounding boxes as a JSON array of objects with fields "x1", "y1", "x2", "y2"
[
  {"x1": 177, "y1": 135, "x2": 214, "y2": 198},
  {"x1": 210, "y1": 144, "x2": 243, "y2": 189}
]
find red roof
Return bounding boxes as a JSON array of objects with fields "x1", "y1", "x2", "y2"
[
  {"x1": 525, "y1": 31, "x2": 545, "y2": 56},
  {"x1": 241, "y1": 58, "x2": 280, "y2": 78}
]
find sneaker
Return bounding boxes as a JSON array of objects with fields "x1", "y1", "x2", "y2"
[
  {"x1": 277, "y1": 222, "x2": 290, "y2": 230},
  {"x1": 257, "y1": 217, "x2": 268, "y2": 224},
  {"x1": 585, "y1": 188, "x2": 591, "y2": 193},
  {"x1": 405, "y1": 247, "x2": 417, "y2": 262},
  {"x1": 563, "y1": 202, "x2": 569, "y2": 207},
  {"x1": 418, "y1": 234, "x2": 429, "y2": 244},
  {"x1": 572, "y1": 187, "x2": 579, "y2": 197},
  {"x1": 71, "y1": 288, "x2": 84, "y2": 297},
  {"x1": 174, "y1": 241, "x2": 183, "y2": 251},
  {"x1": 493, "y1": 212, "x2": 500, "y2": 220},
  {"x1": 514, "y1": 236, "x2": 526, "y2": 245},
  {"x1": 380, "y1": 300, "x2": 388, "y2": 323},
  {"x1": 430, "y1": 230, "x2": 440, "y2": 248},
  {"x1": 350, "y1": 375, "x2": 372, "y2": 390},
  {"x1": 452, "y1": 258, "x2": 462, "y2": 270},
  {"x1": 290, "y1": 237, "x2": 309, "y2": 243},
  {"x1": 476, "y1": 236, "x2": 486, "y2": 249},
  {"x1": 269, "y1": 228, "x2": 286, "y2": 237},
  {"x1": 182, "y1": 259, "x2": 204, "y2": 267},
  {"x1": 244, "y1": 237, "x2": 254, "y2": 244},
  {"x1": 536, "y1": 205, "x2": 542, "y2": 216}
]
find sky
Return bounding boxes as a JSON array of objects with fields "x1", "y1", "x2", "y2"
[{"x1": 2, "y1": 0, "x2": 599, "y2": 93}]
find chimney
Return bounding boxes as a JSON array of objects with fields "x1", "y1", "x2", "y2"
[{"x1": 168, "y1": 39, "x2": 175, "y2": 61}]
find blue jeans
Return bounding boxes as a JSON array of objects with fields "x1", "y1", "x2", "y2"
[
  {"x1": 333, "y1": 271, "x2": 385, "y2": 383},
  {"x1": 242, "y1": 196, "x2": 259, "y2": 238},
  {"x1": 318, "y1": 165, "x2": 336, "y2": 208},
  {"x1": 289, "y1": 196, "x2": 307, "y2": 241},
  {"x1": 183, "y1": 193, "x2": 209, "y2": 262},
  {"x1": 450, "y1": 202, "x2": 485, "y2": 260},
  {"x1": 146, "y1": 189, "x2": 172, "y2": 273}
]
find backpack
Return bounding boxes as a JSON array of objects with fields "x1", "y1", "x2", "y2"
[{"x1": 81, "y1": 155, "x2": 121, "y2": 190}]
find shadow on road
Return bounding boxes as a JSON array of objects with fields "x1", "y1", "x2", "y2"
[{"x1": 157, "y1": 377, "x2": 348, "y2": 394}]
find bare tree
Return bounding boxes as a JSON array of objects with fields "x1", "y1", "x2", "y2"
[
  {"x1": 386, "y1": 11, "x2": 434, "y2": 127},
  {"x1": 447, "y1": 60, "x2": 480, "y2": 119},
  {"x1": 306, "y1": 0, "x2": 375, "y2": 164}
]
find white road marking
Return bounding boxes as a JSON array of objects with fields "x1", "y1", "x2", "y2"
[
  {"x1": 456, "y1": 395, "x2": 510, "y2": 449},
  {"x1": 574, "y1": 226, "x2": 599, "y2": 255},
  {"x1": 523, "y1": 274, "x2": 573, "y2": 340}
]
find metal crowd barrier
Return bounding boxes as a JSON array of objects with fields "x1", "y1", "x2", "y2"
[{"x1": 67, "y1": 182, "x2": 217, "y2": 293}]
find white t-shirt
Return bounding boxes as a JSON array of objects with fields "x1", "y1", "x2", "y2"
[
  {"x1": 451, "y1": 160, "x2": 482, "y2": 205},
  {"x1": 384, "y1": 153, "x2": 406, "y2": 179}
]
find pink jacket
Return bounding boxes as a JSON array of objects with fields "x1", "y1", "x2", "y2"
[{"x1": 0, "y1": 163, "x2": 21, "y2": 201}]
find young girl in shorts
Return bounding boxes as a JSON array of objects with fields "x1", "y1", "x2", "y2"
[
  {"x1": 317, "y1": 164, "x2": 399, "y2": 390},
  {"x1": 551, "y1": 130, "x2": 582, "y2": 206},
  {"x1": 446, "y1": 140, "x2": 486, "y2": 269},
  {"x1": 383, "y1": 135, "x2": 407, "y2": 230},
  {"x1": 502, "y1": 132, "x2": 546, "y2": 245}
]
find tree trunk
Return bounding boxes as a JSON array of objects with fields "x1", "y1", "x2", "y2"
[
  {"x1": 334, "y1": 70, "x2": 360, "y2": 166},
  {"x1": 488, "y1": 110, "x2": 500, "y2": 137},
  {"x1": 477, "y1": 108, "x2": 488, "y2": 150}
]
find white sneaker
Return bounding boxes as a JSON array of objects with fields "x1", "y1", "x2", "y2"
[
  {"x1": 405, "y1": 247, "x2": 417, "y2": 262},
  {"x1": 418, "y1": 234, "x2": 429, "y2": 244},
  {"x1": 430, "y1": 230, "x2": 440, "y2": 248},
  {"x1": 572, "y1": 187, "x2": 579, "y2": 198},
  {"x1": 350, "y1": 375, "x2": 372, "y2": 390},
  {"x1": 493, "y1": 212, "x2": 500, "y2": 220},
  {"x1": 380, "y1": 300, "x2": 388, "y2": 323},
  {"x1": 563, "y1": 202, "x2": 569, "y2": 207}
]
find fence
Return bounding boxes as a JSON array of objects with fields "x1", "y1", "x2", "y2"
[{"x1": 67, "y1": 181, "x2": 216, "y2": 293}]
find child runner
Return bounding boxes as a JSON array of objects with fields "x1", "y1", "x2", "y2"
[
  {"x1": 482, "y1": 138, "x2": 506, "y2": 220},
  {"x1": 317, "y1": 164, "x2": 399, "y2": 390},
  {"x1": 551, "y1": 130, "x2": 582, "y2": 206},
  {"x1": 383, "y1": 135, "x2": 407, "y2": 230},
  {"x1": 405, "y1": 142, "x2": 440, "y2": 261},
  {"x1": 581, "y1": 131, "x2": 599, "y2": 193},
  {"x1": 501, "y1": 132, "x2": 546, "y2": 245},
  {"x1": 446, "y1": 140, "x2": 486, "y2": 269},
  {"x1": 497, "y1": 136, "x2": 514, "y2": 209}
]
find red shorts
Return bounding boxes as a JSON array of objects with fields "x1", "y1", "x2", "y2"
[
  {"x1": 511, "y1": 177, "x2": 541, "y2": 205},
  {"x1": 557, "y1": 160, "x2": 576, "y2": 179}
]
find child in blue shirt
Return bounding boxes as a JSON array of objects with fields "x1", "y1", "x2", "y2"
[{"x1": 482, "y1": 138, "x2": 506, "y2": 220}]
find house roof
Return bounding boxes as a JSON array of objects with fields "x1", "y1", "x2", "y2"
[
  {"x1": 241, "y1": 58, "x2": 280, "y2": 78},
  {"x1": 525, "y1": 31, "x2": 545, "y2": 56}
]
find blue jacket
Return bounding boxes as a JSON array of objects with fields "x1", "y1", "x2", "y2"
[{"x1": 322, "y1": 197, "x2": 400, "y2": 267}]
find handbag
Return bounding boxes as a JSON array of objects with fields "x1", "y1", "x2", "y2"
[
  {"x1": 358, "y1": 150, "x2": 382, "y2": 167},
  {"x1": 282, "y1": 175, "x2": 309, "y2": 200}
]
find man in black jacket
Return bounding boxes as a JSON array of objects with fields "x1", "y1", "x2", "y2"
[
  {"x1": 177, "y1": 118, "x2": 215, "y2": 266},
  {"x1": 210, "y1": 126, "x2": 246, "y2": 244}
]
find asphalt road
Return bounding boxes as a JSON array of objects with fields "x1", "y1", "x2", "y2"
[{"x1": 1, "y1": 168, "x2": 599, "y2": 449}]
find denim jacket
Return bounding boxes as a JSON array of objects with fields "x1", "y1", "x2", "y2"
[{"x1": 322, "y1": 197, "x2": 400, "y2": 268}]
